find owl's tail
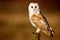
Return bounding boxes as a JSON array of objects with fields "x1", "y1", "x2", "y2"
[
  {"x1": 50, "y1": 30, "x2": 54, "y2": 37},
  {"x1": 47, "y1": 27, "x2": 55, "y2": 37},
  {"x1": 50, "y1": 29, "x2": 55, "y2": 37}
]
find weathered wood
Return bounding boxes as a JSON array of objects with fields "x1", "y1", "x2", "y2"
[
  {"x1": 38, "y1": 33, "x2": 40, "y2": 40},
  {"x1": 32, "y1": 33, "x2": 40, "y2": 40}
]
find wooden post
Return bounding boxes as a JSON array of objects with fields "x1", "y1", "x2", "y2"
[
  {"x1": 32, "y1": 33, "x2": 40, "y2": 40},
  {"x1": 38, "y1": 33, "x2": 40, "y2": 40}
]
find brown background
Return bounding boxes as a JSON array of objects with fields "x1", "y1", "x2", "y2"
[{"x1": 0, "y1": 0, "x2": 60, "y2": 40}]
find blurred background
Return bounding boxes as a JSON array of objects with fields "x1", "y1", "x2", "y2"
[{"x1": 0, "y1": 0, "x2": 60, "y2": 40}]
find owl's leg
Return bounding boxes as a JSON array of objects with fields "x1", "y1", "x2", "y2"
[
  {"x1": 32, "y1": 28, "x2": 40, "y2": 34},
  {"x1": 50, "y1": 27, "x2": 52, "y2": 30},
  {"x1": 35, "y1": 28, "x2": 40, "y2": 33}
]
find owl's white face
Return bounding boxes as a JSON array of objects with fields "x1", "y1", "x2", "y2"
[{"x1": 28, "y1": 3, "x2": 40, "y2": 15}]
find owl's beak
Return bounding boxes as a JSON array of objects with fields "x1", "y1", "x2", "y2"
[{"x1": 33, "y1": 9, "x2": 35, "y2": 11}]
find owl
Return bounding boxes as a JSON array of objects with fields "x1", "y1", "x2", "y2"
[{"x1": 28, "y1": 3, "x2": 54, "y2": 37}]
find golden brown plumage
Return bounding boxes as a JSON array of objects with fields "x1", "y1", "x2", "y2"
[{"x1": 28, "y1": 3, "x2": 54, "y2": 37}]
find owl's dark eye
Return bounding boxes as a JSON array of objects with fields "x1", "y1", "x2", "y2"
[
  {"x1": 31, "y1": 6, "x2": 33, "y2": 8},
  {"x1": 35, "y1": 6, "x2": 37, "y2": 8}
]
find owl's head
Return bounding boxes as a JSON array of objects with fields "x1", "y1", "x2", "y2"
[{"x1": 28, "y1": 3, "x2": 40, "y2": 15}]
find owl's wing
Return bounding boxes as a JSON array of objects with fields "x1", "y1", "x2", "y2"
[
  {"x1": 34, "y1": 14, "x2": 50, "y2": 27},
  {"x1": 31, "y1": 14, "x2": 54, "y2": 37},
  {"x1": 31, "y1": 13, "x2": 50, "y2": 31},
  {"x1": 37, "y1": 14, "x2": 54, "y2": 37},
  {"x1": 41, "y1": 15, "x2": 50, "y2": 27}
]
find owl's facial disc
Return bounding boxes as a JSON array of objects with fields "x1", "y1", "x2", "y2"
[{"x1": 28, "y1": 3, "x2": 40, "y2": 14}]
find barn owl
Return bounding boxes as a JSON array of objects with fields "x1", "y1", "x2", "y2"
[{"x1": 28, "y1": 3, "x2": 54, "y2": 37}]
